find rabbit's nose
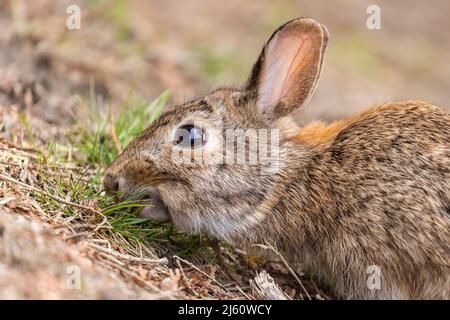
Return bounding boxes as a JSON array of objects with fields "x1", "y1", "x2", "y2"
[{"x1": 103, "y1": 174, "x2": 119, "y2": 194}]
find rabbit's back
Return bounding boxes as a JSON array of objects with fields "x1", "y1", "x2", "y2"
[
  {"x1": 331, "y1": 100, "x2": 450, "y2": 152},
  {"x1": 296, "y1": 101, "x2": 450, "y2": 298},
  {"x1": 325, "y1": 101, "x2": 450, "y2": 211}
]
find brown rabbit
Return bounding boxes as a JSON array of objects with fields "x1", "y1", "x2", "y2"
[{"x1": 104, "y1": 18, "x2": 450, "y2": 299}]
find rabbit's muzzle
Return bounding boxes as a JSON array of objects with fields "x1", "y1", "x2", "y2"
[
  {"x1": 138, "y1": 186, "x2": 171, "y2": 223},
  {"x1": 103, "y1": 173, "x2": 119, "y2": 194},
  {"x1": 103, "y1": 173, "x2": 171, "y2": 223}
]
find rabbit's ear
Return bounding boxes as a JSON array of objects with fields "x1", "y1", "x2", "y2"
[{"x1": 246, "y1": 18, "x2": 328, "y2": 119}]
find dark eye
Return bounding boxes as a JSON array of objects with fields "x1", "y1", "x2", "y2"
[{"x1": 174, "y1": 125, "x2": 206, "y2": 148}]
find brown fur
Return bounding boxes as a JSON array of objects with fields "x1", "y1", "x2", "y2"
[
  {"x1": 104, "y1": 18, "x2": 450, "y2": 299},
  {"x1": 294, "y1": 120, "x2": 349, "y2": 147},
  {"x1": 293, "y1": 103, "x2": 430, "y2": 148}
]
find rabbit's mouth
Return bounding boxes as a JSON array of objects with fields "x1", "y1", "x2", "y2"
[{"x1": 138, "y1": 187, "x2": 171, "y2": 223}]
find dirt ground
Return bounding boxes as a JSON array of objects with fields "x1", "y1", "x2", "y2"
[{"x1": 0, "y1": 0, "x2": 449, "y2": 299}]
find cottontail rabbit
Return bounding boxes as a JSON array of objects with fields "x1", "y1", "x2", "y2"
[{"x1": 104, "y1": 18, "x2": 450, "y2": 299}]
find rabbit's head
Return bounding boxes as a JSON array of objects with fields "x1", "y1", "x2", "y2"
[{"x1": 104, "y1": 18, "x2": 328, "y2": 241}]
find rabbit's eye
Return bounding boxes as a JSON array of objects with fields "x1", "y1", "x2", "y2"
[{"x1": 174, "y1": 125, "x2": 206, "y2": 148}]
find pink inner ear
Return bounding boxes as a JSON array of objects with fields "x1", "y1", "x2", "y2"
[{"x1": 257, "y1": 32, "x2": 312, "y2": 113}]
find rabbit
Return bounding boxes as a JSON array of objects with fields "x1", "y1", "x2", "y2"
[{"x1": 104, "y1": 18, "x2": 450, "y2": 299}]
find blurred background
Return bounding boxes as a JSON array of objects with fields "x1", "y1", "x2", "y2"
[{"x1": 1, "y1": 0, "x2": 449, "y2": 126}]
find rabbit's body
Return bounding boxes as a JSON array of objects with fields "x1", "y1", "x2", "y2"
[
  {"x1": 104, "y1": 18, "x2": 450, "y2": 299},
  {"x1": 235, "y1": 101, "x2": 450, "y2": 299}
]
